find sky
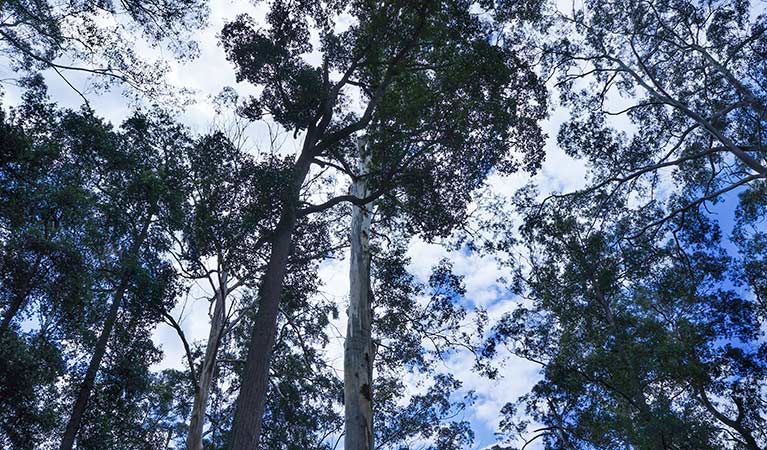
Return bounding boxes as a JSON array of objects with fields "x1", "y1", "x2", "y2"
[{"x1": 0, "y1": 2, "x2": 597, "y2": 449}]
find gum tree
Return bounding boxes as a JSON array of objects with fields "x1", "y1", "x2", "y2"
[
  {"x1": 58, "y1": 110, "x2": 189, "y2": 450},
  {"x1": 483, "y1": 195, "x2": 766, "y2": 449},
  {"x1": 537, "y1": 0, "x2": 767, "y2": 235},
  {"x1": 219, "y1": 1, "x2": 546, "y2": 447}
]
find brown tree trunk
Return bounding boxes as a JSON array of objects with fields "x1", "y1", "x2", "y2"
[
  {"x1": 0, "y1": 254, "x2": 42, "y2": 333},
  {"x1": 344, "y1": 141, "x2": 375, "y2": 450},
  {"x1": 186, "y1": 272, "x2": 228, "y2": 450},
  {"x1": 229, "y1": 152, "x2": 312, "y2": 450},
  {"x1": 59, "y1": 275, "x2": 131, "y2": 450},
  {"x1": 59, "y1": 213, "x2": 152, "y2": 450}
]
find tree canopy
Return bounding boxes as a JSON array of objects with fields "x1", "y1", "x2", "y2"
[{"x1": 0, "y1": 0, "x2": 765, "y2": 449}]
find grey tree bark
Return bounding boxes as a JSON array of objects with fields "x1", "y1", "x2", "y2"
[
  {"x1": 186, "y1": 270, "x2": 228, "y2": 450},
  {"x1": 344, "y1": 138, "x2": 375, "y2": 450}
]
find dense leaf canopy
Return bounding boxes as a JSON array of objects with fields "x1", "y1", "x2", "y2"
[{"x1": 0, "y1": 1, "x2": 765, "y2": 449}]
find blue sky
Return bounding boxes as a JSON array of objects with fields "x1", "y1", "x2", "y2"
[
  {"x1": 0, "y1": 3, "x2": 585, "y2": 442},
  {"x1": 7, "y1": 1, "x2": 760, "y2": 448}
]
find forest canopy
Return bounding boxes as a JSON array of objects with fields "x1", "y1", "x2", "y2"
[{"x1": 0, "y1": 0, "x2": 765, "y2": 449}]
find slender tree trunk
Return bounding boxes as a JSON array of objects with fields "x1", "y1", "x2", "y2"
[
  {"x1": 592, "y1": 280, "x2": 666, "y2": 450},
  {"x1": 0, "y1": 254, "x2": 42, "y2": 333},
  {"x1": 59, "y1": 275, "x2": 130, "y2": 450},
  {"x1": 229, "y1": 152, "x2": 313, "y2": 450},
  {"x1": 344, "y1": 141, "x2": 375, "y2": 450},
  {"x1": 59, "y1": 214, "x2": 153, "y2": 450},
  {"x1": 186, "y1": 272, "x2": 228, "y2": 450}
]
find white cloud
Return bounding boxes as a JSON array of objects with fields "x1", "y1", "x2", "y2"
[{"x1": 0, "y1": 2, "x2": 593, "y2": 447}]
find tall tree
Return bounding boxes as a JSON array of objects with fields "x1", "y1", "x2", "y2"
[
  {"x1": 483, "y1": 196, "x2": 766, "y2": 449},
  {"x1": 344, "y1": 136, "x2": 375, "y2": 450},
  {"x1": 473, "y1": 3, "x2": 767, "y2": 444},
  {"x1": 0, "y1": 81, "x2": 108, "y2": 449},
  {"x1": 172, "y1": 212, "x2": 340, "y2": 450},
  {"x1": 0, "y1": 81, "x2": 90, "y2": 335},
  {"x1": 75, "y1": 259, "x2": 183, "y2": 450},
  {"x1": 0, "y1": 81, "x2": 193, "y2": 449},
  {"x1": 172, "y1": 131, "x2": 300, "y2": 450},
  {"x1": 58, "y1": 110, "x2": 189, "y2": 450},
  {"x1": 219, "y1": 1, "x2": 546, "y2": 446},
  {"x1": 535, "y1": 0, "x2": 767, "y2": 234},
  {"x1": 474, "y1": 1, "x2": 765, "y2": 442}
]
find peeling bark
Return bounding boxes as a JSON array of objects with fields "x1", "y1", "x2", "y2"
[{"x1": 344, "y1": 138, "x2": 375, "y2": 450}]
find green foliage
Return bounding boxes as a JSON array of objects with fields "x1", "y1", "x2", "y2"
[
  {"x1": 0, "y1": 82, "x2": 190, "y2": 448},
  {"x1": 219, "y1": 2, "x2": 549, "y2": 448},
  {"x1": 220, "y1": 0, "x2": 547, "y2": 237},
  {"x1": 482, "y1": 189, "x2": 766, "y2": 449},
  {"x1": 0, "y1": 331, "x2": 63, "y2": 449},
  {"x1": 473, "y1": 2, "x2": 767, "y2": 445},
  {"x1": 0, "y1": 0, "x2": 208, "y2": 95},
  {"x1": 195, "y1": 250, "x2": 343, "y2": 450},
  {"x1": 538, "y1": 0, "x2": 767, "y2": 236},
  {"x1": 180, "y1": 131, "x2": 293, "y2": 278},
  {"x1": 11, "y1": 2, "x2": 765, "y2": 449},
  {"x1": 376, "y1": 374, "x2": 475, "y2": 450}
]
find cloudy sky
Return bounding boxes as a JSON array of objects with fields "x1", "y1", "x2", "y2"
[{"x1": 1, "y1": 1, "x2": 601, "y2": 448}]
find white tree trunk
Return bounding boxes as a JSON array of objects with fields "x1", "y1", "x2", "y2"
[
  {"x1": 186, "y1": 271, "x2": 228, "y2": 450},
  {"x1": 344, "y1": 138, "x2": 375, "y2": 450}
]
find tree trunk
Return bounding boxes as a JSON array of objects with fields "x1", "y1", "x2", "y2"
[
  {"x1": 186, "y1": 272, "x2": 228, "y2": 450},
  {"x1": 0, "y1": 292, "x2": 29, "y2": 333},
  {"x1": 59, "y1": 275, "x2": 131, "y2": 450},
  {"x1": 59, "y1": 213, "x2": 153, "y2": 450},
  {"x1": 0, "y1": 254, "x2": 42, "y2": 333},
  {"x1": 592, "y1": 280, "x2": 666, "y2": 450},
  {"x1": 229, "y1": 151, "x2": 313, "y2": 450},
  {"x1": 344, "y1": 141, "x2": 375, "y2": 450}
]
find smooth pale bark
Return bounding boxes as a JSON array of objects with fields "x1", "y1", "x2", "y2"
[
  {"x1": 186, "y1": 271, "x2": 228, "y2": 450},
  {"x1": 59, "y1": 212, "x2": 153, "y2": 450},
  {"x1": 344, "y1": 143, "x2": 375, "y2": 450},
  {"x1": 229, "y1": 151, "x2": 313, "y2": 450}
]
